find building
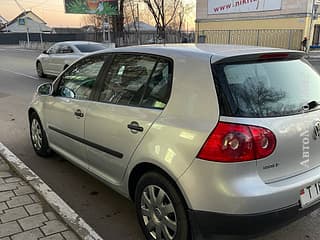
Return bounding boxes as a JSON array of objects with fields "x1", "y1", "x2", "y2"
[
  {"x1": 124, "y1": 21, "x2": 156, "y2": 32},
  {"x1": 0, "y1": 11, "x2": 51, "y2": 33},
  {"x1": 196, "y1": 0, "x2": 320, "y2": 49},
  {"x1": 0, "y1": 16, "x2": 7, "y2": 29}
]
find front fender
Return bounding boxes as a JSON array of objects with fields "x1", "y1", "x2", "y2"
[{"x1": 28, "y1": 96, "x2": 48, "y2": 130}]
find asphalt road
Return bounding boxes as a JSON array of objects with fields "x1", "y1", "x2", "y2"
[
  {"x1": 1, "y1": 45, "x2": 320, "y2": 240},
  {"x1": 0, "y1": 46, "x2": 144, "y2": 240}
]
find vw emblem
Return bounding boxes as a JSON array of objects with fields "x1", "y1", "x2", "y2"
[{"x1": 313, "y1": 121, "x2": 320, "y2": 140}]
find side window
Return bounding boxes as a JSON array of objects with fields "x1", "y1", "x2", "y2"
[
  {"x1": 99, "y1": 54, "x2": 157, "y2": 106},
  {"x1": 141, "y1": 60, "x2": 171, "y2": 109},
  {"x1": 55, "y1": 46, "x2": 63, "y2": 54},
  {"x1": 56, "y1": 55, "x2": 105, "y2": 100}
]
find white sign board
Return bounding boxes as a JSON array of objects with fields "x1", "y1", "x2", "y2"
[{"x1": 208, "y1": 0, "x2": 282, "y2": 15}]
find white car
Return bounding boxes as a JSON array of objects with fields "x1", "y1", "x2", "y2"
[{"x1": 36, "y1": 41, "x2": 107, "y2": 77}]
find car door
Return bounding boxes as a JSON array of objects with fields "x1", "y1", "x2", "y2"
[
  {"x1": 42, "y1": 44, "x2": 59, "y2": 75},
  {"x1": 85, "y1": 53, "x2": 173, "y2": 185},
  {"x1": 54, "y1": 44, "x2": 75, "y2": 73},
  {"x1": 44, "y1": 55, "x2": 107, "y2": 169}
]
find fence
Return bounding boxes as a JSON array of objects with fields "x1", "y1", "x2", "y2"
[
  {"x1": 122, "y1": 31, "x2": 195, "y2": 46},
  {"x1": 0, "y1": 31, "x2": 195, "y2": 48},
  {"x1": 0, "y1": 32, "x2": 108, "y2": 45},
  {"x1": 198, "y1": 29, "x2": 304, "y2": 50}
]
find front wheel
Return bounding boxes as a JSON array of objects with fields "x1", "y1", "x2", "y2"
[
  {"x1": 36, "y1": 61, "x2": 45, "y2": 78},
  {"x1": 135, "y1": 172, "x2": 189, "y2": 240},
  {"x1": 29, "y1": 112, "x2": 52, "y2": 157}
]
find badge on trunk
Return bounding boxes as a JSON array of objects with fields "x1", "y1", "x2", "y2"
[{"x1": 313, "y1": 121, "x2": 320, "y2": 140}]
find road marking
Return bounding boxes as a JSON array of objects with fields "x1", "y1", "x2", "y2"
[
  {"x1": 0, "y1": 68, "x2": 38, "y2": 80},
  {"x1": 0, "y1": 48, "x2": 38, "y2": 52},
  {"x1": 15, "y1": 49, "x2": 39, "y2": 52}
]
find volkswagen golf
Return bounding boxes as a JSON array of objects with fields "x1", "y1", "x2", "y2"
[{"x1": 29, "y1": 44, "x2": 320, "y2": 240}]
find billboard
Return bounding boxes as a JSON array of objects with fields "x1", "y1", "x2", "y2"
[
  {"x1": 208, "y1": 0, "x2": 282, "y2": 15},
  {"x1": 65, "y1": 0, "x2": 118, "y2": 15}
]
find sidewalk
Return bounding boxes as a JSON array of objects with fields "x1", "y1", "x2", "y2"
[
  {"x1": 306, "y1": 50, "x2": 320, "y2": 59},
  {"x1": 0, "y1": 144, "x2": 102, "y2": 240}
]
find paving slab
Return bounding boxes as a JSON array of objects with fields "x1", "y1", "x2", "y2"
[{"x1": 0, "y1": 143, "x2": 103, "y2": 240}]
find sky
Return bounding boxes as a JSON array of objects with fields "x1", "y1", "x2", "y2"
[
  {"x1": 1, "y1": 0, "x2": 97, "y2": 27},
  {"x1": 0, "y1": 0, "x2": 195, "y2": 29}
]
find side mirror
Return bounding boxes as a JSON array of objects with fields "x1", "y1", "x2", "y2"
[
  {"x1": 37, "y1": 83, "x2": 52, "y2": 95},
  {"x1": 43, "y1": 50, "x2": 48, "y2": 54}
]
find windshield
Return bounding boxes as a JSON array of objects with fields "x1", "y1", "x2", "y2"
[
  {"x1": 75, "y1": 44, "x2": 106, "y2": 53},
  {"x1": 214, "y1": 59, "x2": 320, "y2": 117}
]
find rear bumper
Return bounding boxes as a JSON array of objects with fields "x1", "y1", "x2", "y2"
[
  {"x1": 178, "y1": 159, "x2": 320, "y2": 214},
  {"x1": 188, "y1": 200, "x2": 320, "y2": 240}
]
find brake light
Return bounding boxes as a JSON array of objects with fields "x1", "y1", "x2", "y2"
[
  {"x1": 197, "y1": 122, "x2": 276, "y2": 162},
  {"x1": 259, "y1": 53, "x2": 289, "y2": 60}
]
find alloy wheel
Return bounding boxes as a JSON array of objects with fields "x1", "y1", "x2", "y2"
[
  {"x1": 31, "y1": 118, "x2": 43, "y2": 151},
  {"x1": 140, "y1": 185, "x2": 177, "y2": 240}
]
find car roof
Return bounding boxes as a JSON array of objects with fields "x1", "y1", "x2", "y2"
[
  {"x1": 56, "y1": 41, "x2": 102, "y2": 45},
  {"x1": 100, "y1": 43, "x2": 304, "y2": 60}
]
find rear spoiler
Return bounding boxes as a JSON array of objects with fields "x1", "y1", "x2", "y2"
[{"x1": 212, "y1": 51, "x2": 305, "y2": 64}]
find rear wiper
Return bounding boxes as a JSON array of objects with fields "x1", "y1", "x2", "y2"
[{"x1": 302, "y1": 100, "x2": 320, "y2": 112}]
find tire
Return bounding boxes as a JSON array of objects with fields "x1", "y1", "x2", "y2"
[
  {"x1": 135, "y1": 172, "x2": 189, "y2": 240},
  {"x1": 29, "y1": 112, "x2": 52, "y2": 157},
  {"x1": 36, "y1": 61, "x2": 45, "y2": 78}
]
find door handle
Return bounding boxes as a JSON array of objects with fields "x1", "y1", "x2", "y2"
[
  {"x1": 127, "y1": 121, "x2": 144, "y2": 132},
  {"x1": 74, "y1": 109, "x2": 84, "y2": 118}
]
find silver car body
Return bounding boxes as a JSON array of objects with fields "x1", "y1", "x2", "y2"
[
  {"x1": 29, "y1": 44, "x2": 320, "y2": 237},
  {"x1": 36, "y1": 41, "x2": 107, "y2": 76}
]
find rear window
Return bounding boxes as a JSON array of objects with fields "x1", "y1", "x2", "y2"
[
  {"x1": 214, "y1": 59, "x2": 320, "y2": 117},
  {"x1": 75, "y1": 44, "x2": 106, "y2": 53}
]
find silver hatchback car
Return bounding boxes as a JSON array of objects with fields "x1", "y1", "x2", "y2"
[
  {"x1": 36, "y1": 41, "x2": 107, "y2": 77},
  {"x1": 29, "y1": 44, "x2": 320, "y2": 240}
]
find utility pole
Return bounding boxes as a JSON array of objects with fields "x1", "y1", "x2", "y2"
[
  {"x1": 307, "y1": 0, "x2": 318, "y2": 54},
  {"x1": 137, "y1": 3, "x2": 140, "y2": 45},
  {"x1": 14, "y1": 0, "x2": 30, "y2": 48}
]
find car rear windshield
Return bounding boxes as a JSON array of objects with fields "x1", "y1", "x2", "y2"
[
  {"x1": 75, "y1": 44, "x2": 106, "y2": 53},
  {"x1": 213, "y1": 59, "x2": 320, "y2": 117}
]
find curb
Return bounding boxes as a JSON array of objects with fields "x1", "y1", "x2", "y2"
[
  {"x1": 307, "y1": 56, "x2": 320, "y2": 59},
  {"x1": 0, "y1": 142, "x2": 103, "y2": 240}
]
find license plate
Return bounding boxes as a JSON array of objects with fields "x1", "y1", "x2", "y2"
[{"x1": 300, "y1": 182, "x2": 320, "y2": 208}]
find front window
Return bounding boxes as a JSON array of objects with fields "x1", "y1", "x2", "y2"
[
  {"x1": 214, "y1": 59, "x2": 320, "y2": 117},
  {"x1": 58, "y1": 45, "x2": 74, "y2": 54},
  {"x1": 47, "y1": 45, "x2": 58, "y2": 54},
  {"x1": 56, "y1": 55, "x2": 105, "y2": 100}
]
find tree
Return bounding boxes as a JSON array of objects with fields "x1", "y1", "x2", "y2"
[
  {"x1": 168, "y1": 2, "x2": 194, "y2": 42},
  {"x1": 123, "y1": 0, "x2": 138, "y2": 32},
  {"x1": 112, "y1": 0, "x2": 125, "y2": 44},
  {"x1": 143, "y1": 0, "x2": 181, "y2": 38},
  {"x1": 82, "y1": 14, "x2": 104, "y2": 28}
]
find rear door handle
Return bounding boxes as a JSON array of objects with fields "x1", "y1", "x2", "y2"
[
  {"x1": 127, "y1": 121, "x2": 144, "y2": 133},
  {"x1": 74, "y1": 109, "x2": 84, "y2": 118}
]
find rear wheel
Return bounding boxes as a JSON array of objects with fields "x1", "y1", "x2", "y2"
[
  {"x1": 29, "y1": 112, "x2": 51, "y2": 157},
  {"x1": 135, "y1": 172, "x2": 189, "y2": 240},
  {"x1": 36, "y1": 61, "x2": 45, "y2": 78}
]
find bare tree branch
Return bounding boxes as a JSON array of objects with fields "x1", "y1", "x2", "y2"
[{"x1": 143, "y1": 0, "x2": 182, "y2": 37}]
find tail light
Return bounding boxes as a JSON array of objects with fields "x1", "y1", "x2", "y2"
[{"x1": 197, "y1": 122, "x2": 276, "y2": 162}]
